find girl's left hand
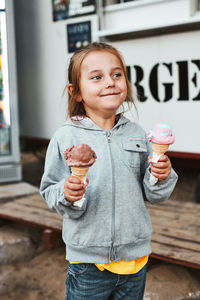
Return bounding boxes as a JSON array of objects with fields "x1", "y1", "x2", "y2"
[{"x1": 148, "y1": 155, "x2": 172, "y2": 181}]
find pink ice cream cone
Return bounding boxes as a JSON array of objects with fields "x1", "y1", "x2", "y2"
[{"x1": 147, "y1": 123, "x2": 175, "y2": 185}]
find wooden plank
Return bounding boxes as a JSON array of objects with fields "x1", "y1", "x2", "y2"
[
  {"x1": 152, "y1": 226, "x2": 200, "y2": 243},
  {"x1": 149, "y1": 214, "x2": 199, "y2": 233},
  {"x1": 0, "y1": 194, "x2": 62, "y2": 232},
  {"x1": 150, "y1": 253, "x2": 200, "y2": 270},
  {"x1": 0, "y1": 203, "x2": 61, "y2": 223},
  {"x1": 148, "y1": 209, "x2": 200, "y2": 222},
  {"x1": 0, "y1": 194, "x2": 60, "y2": 218},
  {"x1": 15, "y1": 194, "x2": 50, "y2": 209},
  {"x1": 151, "y1": 240, "x2": 200, "y2": 266},
  {"x1": 147, "y1": 199, "x2": 200, "y2": 209},
  {"x1": 151, "y1": 232, "x2": 200, "y2": 252},
  {"x1": 147, "y1": 203, "x2": 200, "y2": 219},
  {"x1": 0, "y1": 206, "x2": 62, "y2": 230},
  {"x1": 0, "y1": 182, "x2": 39, "y2": 203},
  {"x1": 6, "y1": 194, "x2": 56, "y2": 212},
  {"x1": 146, "y1": 200, "x2": 200, "y2": 215},
  {"x1": 0, "y1": 211, "x2": 62, "y2": 232},
  {"x1": 147, "y1": 209, "x2": 200, "y2": 223}
]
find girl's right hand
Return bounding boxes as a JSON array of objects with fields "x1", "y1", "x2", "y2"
[{"x1": 64, "y1": 176, "x2": 88, "y2": 202}]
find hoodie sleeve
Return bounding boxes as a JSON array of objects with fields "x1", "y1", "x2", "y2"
[
  {"x1": 142, "y1": 139, "x2": 178, "y2": 204},
  {"x1": 40, "y1": 134, "x2": 87, "y2": 219}
]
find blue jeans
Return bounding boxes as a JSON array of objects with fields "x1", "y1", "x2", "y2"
[{"x1": 65, "y1": 263, "x2": 146, "y2": 300}]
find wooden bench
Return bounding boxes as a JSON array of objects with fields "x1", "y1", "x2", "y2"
[
  {"x1": 0, "y1": 184, "x2": 199, "y2": 269},
  {"x1": 146, "y1": 201, "x2": 200, "y2": 270}
]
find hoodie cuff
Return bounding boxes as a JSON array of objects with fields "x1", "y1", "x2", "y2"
[{"x1": 143, "y1": 167, "x2": 178, "y2": 204}]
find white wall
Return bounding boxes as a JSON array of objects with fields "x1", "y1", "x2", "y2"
[
  {"x1": 15, "y1": 0, "x2": 66, "y2": 139},
  {"x1": 14, "y1": 0, "x2": 98, "y2": 139},
  {"x1": 112, "y1": 30, "x2": 200, "y2": 153}
]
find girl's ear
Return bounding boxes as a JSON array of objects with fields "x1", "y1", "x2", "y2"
[
  {"x1": 67, "y1": 84, "x2": 82, "y2": 102},
  {"x1": 67, "y1": 83, "x2": 73, "y2": 96}
]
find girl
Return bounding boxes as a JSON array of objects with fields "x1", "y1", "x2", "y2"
[{"x1": 40, "y1": 42, "x2": 178, "y2": 300}]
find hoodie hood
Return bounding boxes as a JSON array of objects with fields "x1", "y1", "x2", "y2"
[{"x1": 62, "y1": 114, "x2": 130, "y2": 131}]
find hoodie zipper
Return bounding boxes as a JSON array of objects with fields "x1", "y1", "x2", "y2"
[{"x1": 106, "y1": 131, "x2": 116, "y2": 261}]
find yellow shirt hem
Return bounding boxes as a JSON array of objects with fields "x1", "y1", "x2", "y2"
[{"x1": 69, "y1": 255, "x2": 149, "y2": 275}]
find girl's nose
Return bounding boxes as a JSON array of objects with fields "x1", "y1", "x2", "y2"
[{"x1": 105, "y1": 77, "x2": 115, "y2": 88}]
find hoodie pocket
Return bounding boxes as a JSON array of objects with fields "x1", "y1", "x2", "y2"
[{"x1": 121, "y1": 139, "x2": 147, "y2": 168}]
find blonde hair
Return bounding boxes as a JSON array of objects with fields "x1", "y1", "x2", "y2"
[{"x1": 67, "y1": 42, "x2": 136, "y2": 118}]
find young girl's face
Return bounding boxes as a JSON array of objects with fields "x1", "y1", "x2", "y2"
[{"x1": 76, "y1": 50, "x2": 127, "y2": 119}]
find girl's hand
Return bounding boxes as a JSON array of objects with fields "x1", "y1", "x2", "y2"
[
  {"x1": 64, "y1": 176, "x2": 89, "y2": 202},
  {"x1": 148, "y1": 155, "x2": 172, "y2": 181}
]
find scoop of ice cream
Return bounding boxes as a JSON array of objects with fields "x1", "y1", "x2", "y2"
[
  {"x1": 147, "y1": 123, "x2": 175, "y2": 145},
  {"x1": 64, "y1": 144, "x2": 97, "y2": 167}
]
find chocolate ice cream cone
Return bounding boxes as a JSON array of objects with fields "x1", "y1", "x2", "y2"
[
  {"x1": 152, "y1": 143, "x2": 169, "y2": 156},
  {"x1": 71, "y1": 166, "x2": 90, "y2": 181}
]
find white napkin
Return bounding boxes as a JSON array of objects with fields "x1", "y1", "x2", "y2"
[
  {"x1": 149, "y1": 152, "x2": 162, "y2": 186},
  {"x1": 72, "y1": 176, "x2": 87, "y2": 207}
]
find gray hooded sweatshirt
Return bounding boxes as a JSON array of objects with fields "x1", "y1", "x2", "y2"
[{"x1": 40, "y1": 116, "x2": 178, "y2": 263}]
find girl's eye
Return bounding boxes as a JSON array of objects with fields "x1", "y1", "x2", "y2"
[
  {"x1": 113, "y1": 73, "x2": 122, "y2": 78},
  {"x1": 91, "y1": 75, "x2": 101, "y2": 80}
]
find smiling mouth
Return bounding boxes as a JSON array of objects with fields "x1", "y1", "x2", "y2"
[{"x1": 100, "y1": 92, "x2": 120, "y2": 97}]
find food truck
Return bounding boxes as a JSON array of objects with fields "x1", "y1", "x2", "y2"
[{"x1": 14, "y1": 0, "x2": 200, "y2": 159}]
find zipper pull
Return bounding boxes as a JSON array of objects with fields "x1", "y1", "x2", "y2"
[{"x1": 106, "y1": 131, "x2": 111, "y2": 143}]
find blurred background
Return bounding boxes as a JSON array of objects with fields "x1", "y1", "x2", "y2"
[
  {"x1": 1, "y1": 0, "x2": 200, "y2": 195},
  {"x1": 0, "y1": 1, "x2": 200, "y2": 299}
]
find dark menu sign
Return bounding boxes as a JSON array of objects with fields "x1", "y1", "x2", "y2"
[
  {"x1": 52, "y1": 0, "x2": 96, "y2": 22},
  {"x1": 67, "y1": 21, "x2": 91, "y2": 53}
]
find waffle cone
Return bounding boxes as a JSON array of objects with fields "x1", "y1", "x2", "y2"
[
  {"x1": 71, "y1": 166, "x2": 90, "y2": 181},
  {"x1": 152, "y1": 143, "x2": 169, "y2": 155}
]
